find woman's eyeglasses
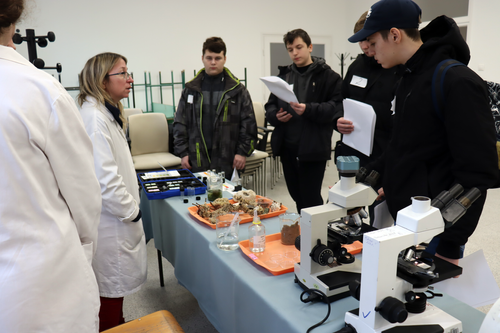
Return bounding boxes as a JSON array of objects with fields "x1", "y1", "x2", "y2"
[{"x1": 107, "y1": 71, "x2": 132, "y2": 80}]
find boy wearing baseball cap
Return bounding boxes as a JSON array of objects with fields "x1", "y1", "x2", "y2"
[{"x1": 349, "y1": 0, "x2": 498, "y2": 266}]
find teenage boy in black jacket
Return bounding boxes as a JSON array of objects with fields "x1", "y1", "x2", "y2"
[
  {"x1": 265, "y1": 29, "x2": 343, "y2": 213},
  {"x1": 336, "y1": 11, "x2": 400, "y2": 168},
  {"x1": 336, "y1": 11, "x2": 402, "y2": 224},
  {"x1": 349, "y1": 0, "x2": 498, "y2": 265}
]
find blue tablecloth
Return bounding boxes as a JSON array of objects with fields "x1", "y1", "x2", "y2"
[
  {"x1": 150, "y1": 192, "x2": 485, "y2": 333},
  {"x1": 140, "y1": 188, "x2": 154, "y2": 242}
]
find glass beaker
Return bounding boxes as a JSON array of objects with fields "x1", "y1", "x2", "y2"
[
  {"x1": 279, "y1": 213, "x2": 300, "y2": 245},
  {"x1": 207, "y1": 174, "x2": 223, "y2": 201},
  {"x1": 216, "y1": 213, "x2": 241, "y2": 251}
]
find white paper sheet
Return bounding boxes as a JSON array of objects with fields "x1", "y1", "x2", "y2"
[
  {"x1": 260, "y1": 76, "x2": 298, "y2": 104},
  {"x1": 433, "y1": 249, "x2": 500, "y2": 308},
  {"x1": 372, "y1": 200, "x2": 394, "y2": 229},
  {"x1": 342, "y1": 98, "x2": 376, "y2": 156}
]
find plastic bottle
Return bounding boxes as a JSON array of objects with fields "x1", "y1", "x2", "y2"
[{"x1": 248, "y1": 210, "x2": 265, "y2": 252}]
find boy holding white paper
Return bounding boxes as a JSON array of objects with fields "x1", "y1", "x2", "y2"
[
  {"x1": 349, "y1": 0, "x2": 498, "y2": 264},
  {"x1": 265, "y1": 29, "x2": 343, "y2": 213},
  {"x1": 336, "y1": 11, "x2": 401, "y2": 168}
]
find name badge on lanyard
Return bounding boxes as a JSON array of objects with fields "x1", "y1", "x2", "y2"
[{"x1": 350, "y1": 75, "x2": 368, "y2": 88}]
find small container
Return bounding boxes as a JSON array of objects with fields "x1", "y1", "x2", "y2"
[
  {"x1": 216, "y1": 213, "x2": 241, "y2": 251},
  {"x1": 207, "y1": 174, "x2": 223, "y2": 202},
  {"x1": 179, "y1": 185, "x2": 185, "y2": 202},
  {"x1": 248, "y1": 211, "x2": 265, "y2": 253},
  {"x1": 218, "y1": 171, "x2": 225, "y2": 183},
  {"x1": 186, "y1": 186, "x2": 195, "y2": 197},
  {"x1": 279, "y1": 213, "x2": 300, "y2": 245},
  {"x1": 257, "y1": 197, "x2": 273, "y2": 213}
]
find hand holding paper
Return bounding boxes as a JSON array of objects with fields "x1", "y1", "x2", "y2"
[
  {"x1": 341, "y1": 98, "x2": 377, "y2": 157},
  {"x1": 260, "y1": 76, "x2": 298, "y2": 104}
]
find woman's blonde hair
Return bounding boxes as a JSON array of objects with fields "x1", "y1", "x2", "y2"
[{"x1": 77, "y1": 52, "x2": 127, "y2": 127}]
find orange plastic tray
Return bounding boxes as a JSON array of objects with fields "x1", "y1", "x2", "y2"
[
  {"x1": 239, "y1": 233, "x2": 299, "y2": 275},
  {"x1": 239, "y1": 233, "x2": 364, "y2": 276},
  {"x1": 187, "y1": 195, "x2": 288, "y2": 229}
]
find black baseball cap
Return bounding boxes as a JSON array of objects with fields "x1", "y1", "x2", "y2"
[{"x1": 348, "y1": 0, "x2": 422, "y2": 43}]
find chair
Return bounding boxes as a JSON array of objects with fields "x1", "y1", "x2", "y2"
[
  {"x1": 124, "y1": 109, "x2": 144, "y2": 149},
  {"x1": 252, "y1": 102, "x2": 282, "y2": 190},
  {"x1": 253, "y1": 102, "x2": 272, "y2": 151},
  {"x1": 123, "y1": 108, "x2": 143, "y2": 119},
  {"x1": 240, "y1": 102, "x2": 270, "y2": 196},
  {"x1": 103, "y1": 310, "x2": 184, "y2": 333},
  {"x1": 128, "y1": 113, "x2": 181, "y2": 171},
  {"x1": 242, "y1": 149, "x2": 269, "y2": 196},
  {"x1": 266, "y1": 128, "x2": 282, "y2": 189}
]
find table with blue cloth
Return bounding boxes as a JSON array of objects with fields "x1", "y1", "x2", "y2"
[{"x1": 148, "y1": 191, "x2": 486, "y2": 333}]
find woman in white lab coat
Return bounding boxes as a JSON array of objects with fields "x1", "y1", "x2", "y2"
[
  {"x1": 0, "y1": 1, "x2": 102, "y2": 332},
  {"x1": 78, "y1": 52, "x2": 147, "y2": 331}
]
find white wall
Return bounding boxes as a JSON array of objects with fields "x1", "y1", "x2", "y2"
[
  {"x1": 16, "y1": 0, "x2": 348, "y2": 107},
  {"x1": 14, "y1": 0, "x2": 499, "y2": 108},
  {"x1": 467, "y1": 0, "x2": 500, "y2": 82}
]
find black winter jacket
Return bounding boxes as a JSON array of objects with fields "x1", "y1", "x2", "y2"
[
  {"x1": 370, "y1": 16, "x2": 498, "y2": 259},
  {"x1": 265, "y1": 57, "x2": 343, "y2": 161},
  {"x1": 337, "y1": 54, "x2": 401, "y2": 166},
  {"x1": 173, "y1": 68, "x2": 257, "y2": 177}
]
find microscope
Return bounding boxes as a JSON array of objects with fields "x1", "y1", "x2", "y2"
[
  {"x1": 294, "y1": 156, "x2": 378, "y2": 301},
  {"x1": 340, "y1": 184, "x2": 481, "y2": 333}
]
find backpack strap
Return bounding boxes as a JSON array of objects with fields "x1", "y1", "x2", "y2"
[{"x1": 431, "y1": 59, "x2": 466, "y2": 121}]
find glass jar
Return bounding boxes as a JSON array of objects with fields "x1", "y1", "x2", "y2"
[
  {"x1": 279, "y1": 213, "x2": 300, "y2": 245},
  {"x1": 207, "y1": 174, "x2": 223, "y2": 201},
  {"x1": 216, "y1": 213, "x2": 241, "y2": 251}
]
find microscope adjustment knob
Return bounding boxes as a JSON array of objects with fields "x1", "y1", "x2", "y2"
[
  {"x1": 375, "y1": 296, "x2": 408, "y2": 324},
  {"x1": 349, "y1": 279, "x2": 361, "y2": 301},
  {"x1": 310, "y1": 241, "x2": 335, "y2": 266},
  {"x1": 320, "y1": 250, "x2": 335, "y2": 265},
  {"x1": 338, "y1": 251, "x2": 355, "y2": 264},
  {"x1": 405, "y1": 291, "x2": 417, "y2": 303}
]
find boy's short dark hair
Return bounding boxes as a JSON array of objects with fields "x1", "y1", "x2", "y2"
[
  {"x1": 283, "y1": 29, "x2": 312, "y2": 47},
  {"x1": 379, "y1": 27, "x2": 421, "y2": 42},
  {"x1": 202, "y1": 37, "x2": 227, "y2": 56},
  {"x1": 354, "y1": 11, "x2": 369, "y2": 34}
]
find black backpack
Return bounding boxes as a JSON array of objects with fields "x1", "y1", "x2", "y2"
[{"x1": 431, "y1": 59, "x2": 500, "y2": 186}]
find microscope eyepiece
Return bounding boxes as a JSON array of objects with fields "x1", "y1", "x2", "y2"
[
  {"x1": 458, "y1": 187, "x2": 481, "y2": 209},
  {"x1": 365, "y1": 170, "x2": 380, "y2": 188},
  {"x1": 355, "y1": 167, "x2": 368, "y2": 183},
  {"x1": 431, "y1": 184, "x2": 464, "y2": 210}
]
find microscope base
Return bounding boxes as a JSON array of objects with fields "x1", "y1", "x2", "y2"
[
  {"x1": 344, "y1": 302, "x2": 461, "y2": 333},
  {"x1": 294, "y1": 270, "x2": 361, "y2": 303}
]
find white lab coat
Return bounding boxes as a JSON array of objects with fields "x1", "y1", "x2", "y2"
[
  {"x1": 0, "y1": 46, "x2": 102, "y2": 332},
  {"x1": 80, "y1": 97, "x2": 147, "y2": 297}
]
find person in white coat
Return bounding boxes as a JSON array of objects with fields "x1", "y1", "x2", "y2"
[
  {"x1": 0, "y1": 1, "x2": 102, "y2": 332},
  {"x1": 78, "y1": 52, "x2": 147, "y2": 331}
]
